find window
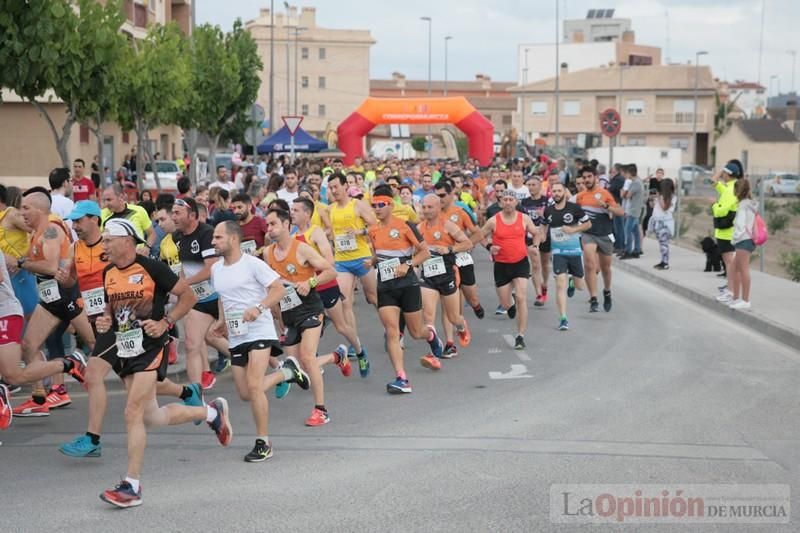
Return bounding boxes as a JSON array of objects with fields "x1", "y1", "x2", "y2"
[
  {"x1": 502, "y1": 115, "x2": 512, "y2": 125},
  {"x1": 318, "y1": 76, "x2": 326, "y2": 89},
  {"x1": 562, "y1": 100, "x2": 580, "y2": 116},
  {"x1": 669, "y1": 137, "x2": 690, "y2": 151},
  {"x1": 318, "y1": 47, "x2": 326, "y2": 60},
  {"x1": 301, "y1": 76, "x2": 309, "y2": 88},
  {"x1": 673, "y1": 99, "x2": 695, "y2": 123},
  {"x1": 626, "y1": 136, "x2": 646, "y2": 146},
  {"x1": 318, "y1": 104, "x2": 326, "y2": 117},
  {"x1": 531, "y1": 101, "x2": 548, "y2": 115},
  {"x1": 626, "y1": 99, "x2": 645, "y2": 115},
  {"x1": 79, "y1": 125, "x2": 90, "y2": 144},
  {"x1": 301, "y1": 104, "x2": 309, "y2": 116},
  {"x1": 301, "y1": 47, "x2": 309, "y2": 59},
  {"x1": 122, "y1": 131, "x2": 130, "y2": 144}
]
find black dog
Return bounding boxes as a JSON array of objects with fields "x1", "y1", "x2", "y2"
[{"x1": 701, "y1": 237, "x2": 724, "y2": 273}]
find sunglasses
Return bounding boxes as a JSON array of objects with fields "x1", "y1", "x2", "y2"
[
  {"x1": 371, "y1": 202, "x2": 391, "y2": 209},
  {"x1": 174, "y1": 198, "x2": 190, "y2": 208}
]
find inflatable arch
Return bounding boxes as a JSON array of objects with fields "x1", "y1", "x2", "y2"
[{"x1": 337, "y1": 97, "x2": 494, "y2": 165}]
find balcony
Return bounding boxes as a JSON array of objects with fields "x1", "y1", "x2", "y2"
[
  {"x1": 654, "y1": 111, "x2": 707, "y2": 126},
  {"x1": 122, "y1": 0, "x2": 148, "y2": 28}
]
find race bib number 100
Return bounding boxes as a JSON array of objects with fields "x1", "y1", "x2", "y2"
[{"x1": 115, "y1": 328, "x2": 144, "y2": 359}]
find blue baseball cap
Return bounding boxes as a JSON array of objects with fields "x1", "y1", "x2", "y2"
[{"x1": 66, "y1": 200, "x2": 102, "y2": 220}]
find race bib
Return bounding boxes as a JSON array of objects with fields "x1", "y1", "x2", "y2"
[
  {"x1": 550, "y1": 227, "x2": 569, "y2": 242},
  {"x1": 115, "y1": 328, "x2": 144, "y2": 359},
  {"x1": 240, "y1": 240, "x2": 257, "y2": 256},
  {"x1": 191, "y1": 280, "x2": 215, "y2": 300},
  {"x1": 81, "y1": 287, "x2": 105, "y2": 316},
  {"x1": 334, "y1": 233, "x2": 357, "y2": 252},
  {"x1": 378, "y1": 258, "x2": 401, "y2": 282},
  {"x1": 169, "y1": 262, "x2": 183, "y2": 276},
  {"x1": 38, "y1": 279, "x2": 60, "y2": 304},
  {"x1": 225, "y1": 310, "x2": 248, "y2": 336},
  {"x1": 279, "y1": 285, "x2": 303, "y2": 312},
  {"x1": 455, "y1": 252, "x2": 474, "y2": 267},
  {"x1": 422, "y1": 256, "x2": 446, "y2": 278}
]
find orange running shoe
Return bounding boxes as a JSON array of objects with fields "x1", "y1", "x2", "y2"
[
  {"x1": 457, "y1": 321, "x2": 471, "y2": 347},
  {"x1": 420, "y1": 354, "x2": 442, "y2": 371},
  {"x1": 333, "y1": 345, "x2": 351, "y2": 377},
  {"x1": 13, "y1": 398, "x2": 50, "y2": 417},
  {"x1": 201, "y1": 370, "x2": 216, "y2": 390},
  {"x1": 305, "y1": 408, "x2": 330, "y2": 427},
  {"x1": 46, "y1": 386, "x2": 72, "y2": 409},
  {"x1": 0, "y1": 384, "x2": 11, "y2": 430}
]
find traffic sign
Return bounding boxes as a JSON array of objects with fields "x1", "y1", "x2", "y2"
[
  {"x1": 282, "y1": 115, "x2": 303, "y2": 135},
  {"x1": 599, "y1": 108, "x2": 621, "y2": 137}
]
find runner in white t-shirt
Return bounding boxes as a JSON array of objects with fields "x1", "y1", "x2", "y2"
[{"x1": 209, "y1": 220, "x2": 310, "y2": 463}]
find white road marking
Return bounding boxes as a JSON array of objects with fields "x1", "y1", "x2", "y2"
[{"x1": 489, "y1": 364, "x2": 533, "y2": 380}]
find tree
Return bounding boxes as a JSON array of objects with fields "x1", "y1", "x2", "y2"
[
  {"x1": 188, "y1": 20, "x2": 262, "y2": 179},
  {"x1": 0, "y1": 0, "x2": 127, "y2": 167},
  {"x1": 117, "y1": 23, "x2": 191, "y2": 191}
]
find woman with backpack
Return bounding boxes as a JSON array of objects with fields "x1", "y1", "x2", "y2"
[{"x1": 728, "y1": 179, "x2": 758, "y2": 310}]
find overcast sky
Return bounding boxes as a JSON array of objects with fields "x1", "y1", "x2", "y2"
[{"x1": 198, "y1": 0, "x2": 798, "y2": 95}]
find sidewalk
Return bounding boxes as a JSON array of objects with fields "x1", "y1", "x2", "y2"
[{"x1": 613, "y1": 236, "x2": 800, "y2": 351}]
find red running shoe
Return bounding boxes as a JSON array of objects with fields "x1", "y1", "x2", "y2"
[
  {"x1": 0, "y1": 384, "x2": 11, "y2": 430},
  {"x1": 201, "y1": 370, "x2": 216, "y2": 390},
  {"x1": 305, "y1": 408, "x2": 330, "y2": 427},
  {"x1": 420, "y1": 354, "x2": 442, "y2": 371}
]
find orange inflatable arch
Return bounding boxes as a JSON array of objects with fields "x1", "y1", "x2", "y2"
[{"x1": 337, "y1": 97, "x2": 494, "y2": 165}]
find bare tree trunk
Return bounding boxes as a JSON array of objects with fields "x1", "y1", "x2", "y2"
[
  {"x1": 185, "y1": 128, "x2": 198, "y2": 188},
  {"x1": 89, "y1": 113, "x2": 105, "y2": 189},
  {"x1": 31, "y1": 100, "x2": 74, "y2": 168},
  {"x1": 207, "y1": 132, "x2": 222, "y2": 184},
  {"x1": 135, "y1": 120, "x2": 147, "y2": 193},
  {"x1": 137, "y1": 119, "x2": 162, "y2": 193}
]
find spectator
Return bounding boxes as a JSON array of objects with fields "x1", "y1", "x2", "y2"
[
  {"x1": 209, "y1": 165, "x2": 237, "y2": 193},
  {"x1": 139, "y1": 190, "x2": 153, "y2": 203},
  {"x1": 620, "y1": 164, "x2": 644, "y2": 259},
  {"x1": 176, "y1": 176, "x2": 192, "y2": 199},
  {"x1": 728, "y1": 179, "x2": 757, "y2": 310},
  {"x1": 208, "y1": 188, "x2": 236, "y2": 226},
  {"x1": 276, "y1": 167, "x2": 299, "y2": 202},
  {"x1": 712, "y1": 159, "x2": 743, "y2": 303},
  {"x1": 649, "y1": 178, "x2": 676, "y2": 270},
  {"x1": 607, "y1": 163, "x2": 626, "y2": 252}
]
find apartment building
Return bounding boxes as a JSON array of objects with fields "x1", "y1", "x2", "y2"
[
  {"x1": 245, "y1": 6, "x2": 374, "y2": 136},
  {"x1": 510, "y1": 64, "x2": 715, "y2": 165},
  {"x1": 0, "y1": 0, "x2": 190, "y2": 188}
]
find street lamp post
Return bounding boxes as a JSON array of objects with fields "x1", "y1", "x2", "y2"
[
  {"x1": 292, "y1": 26, "x2": 306, "y2": 115},
  {"x1": 421, "y1": 16, "x2": 432, "y2": 159},
  {"x1": 522, "y1": 47, "x2": 528, "y2": 147},
  {"x1": 788, "y1": 50, "x2": 797, "y2": 93},
  {"x1": 444, "y1": 35, "x2": 452, "y2": 96},
  {"x1": 269, "y1": 0, "x2": 274, "y2": 135},
  {"x1": 284, "y1": 2, "x2": 291, "y2": 115},
  {"x1": 770, "y1": 75, "x2": 780, "y2": 97},
  {"x1": 554, "y1": 0, "x2": 560, "y2": 150},
  {"x1": 680, "y1": 50, "x2": 708, "y2": 240}
]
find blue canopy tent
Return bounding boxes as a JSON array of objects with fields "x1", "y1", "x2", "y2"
[{"x1": 256, "y1": 125, "x2": 327, "y2": 154}]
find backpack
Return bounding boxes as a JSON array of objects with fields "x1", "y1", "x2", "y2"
[{"x1": 752, "y1": 212, "x2": 768, "y2": 246}]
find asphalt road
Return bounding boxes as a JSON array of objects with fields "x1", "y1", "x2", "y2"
[{"x1": 2, "y1": 250, "x2": 799, "y2": 532}]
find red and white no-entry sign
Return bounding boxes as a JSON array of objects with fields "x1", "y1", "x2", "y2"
[{"x1": 599, "y1": 108, "x2": 621, "y2": 137}]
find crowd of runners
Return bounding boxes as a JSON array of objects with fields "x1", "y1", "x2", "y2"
[{"x1": 0, "y1": 153, "x2": 630, "y2": 507}]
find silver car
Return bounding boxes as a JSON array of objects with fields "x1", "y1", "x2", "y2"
[
  {"x1": 762, "y1": 173, "x2": 800, "y2": 197},
  {"x1": 142, "y1": 160, "x2": 182, "y2": 191}
]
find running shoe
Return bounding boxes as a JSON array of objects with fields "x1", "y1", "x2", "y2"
[
  {"x1": 13, "y1": 398, "x2": 50, "y2": 417},
  {"x1": 534, "y1": 294, "x2": 545, "y2": 307},
  {"x1": 208, "y1": 397, "x2": 233, "y2": 446},
  {"x1": 456, "y1": 322, "x2": 471, "y2": 347},
  {"x1": 541, "y1": 288, "x2": 549, "y2": 303},
  {"x1": 386, "y1": 377, "x2": 412, "y2": 394},
  {"x1": 275, "y1": 381, "x2": 291, "y2": 399},
  {"x1": 567, "y1": 277, "x2": 576, "y2": 298},
  {"x1": 558, "y1": 318, "x2": 570, "y2": 331},
  {"x1": 347, "y1": 344, "x2": 357, "y2": 359},
  {"x1": 399, "y1": 333, "x2": 405, "y2": 350},
  {"x1": 244, "y1": 439, "x2": 273, "y2": 463},
  {"x1": 603, "y1": 290, "x2": 612, "y2": 312},
  {"x1": 472, "y1": 304, "x2": 485, "y2": 319},
  {"x1": 358, "y1": 356, "x2": 370, "y2": 378},
  {"x1": 60, "y1": 434, "x2": 101, "y2": 457},
  {"x1": 495, "y1": 305, "x2": 507, "y2": 316},
  {"x1": 305, "y1": 408, "x2": 330, "y2": 427},
  {"x1": 441, "y1": 342, "x2": 458, "y2": 359},
  {"x1": 214, "y1": 355, "x2": 230, "y2": 374},
  {"x1": 426, "y1": 325, "x2": 443, "y2": 358},
  {"x1": 167, "y1": 337, "x2": 179, "y2": 365},
  {"x1": 0, "y1": 378, "x2": 20, "y2": 395},
  {"x1": 201, "y1": 370, "x2": 216, "y2": 390},
  {"x1": 283, "y1": 356, "x2": 310, "y2": 390},
  {"x1": 514, "y1": 335, "x2": 525, "y2": 350},
  {"x1": 729, "y1": 299, "x2": 752, "y2": 310},
  {"x1": 589, "y1": 297, "x2": 599, "y2": 313},
  {"x1": 100, "y1": 480, "x2": 142, "y2": 508},
  {"x1": 46, "y1": 386, "x2": 72, "y2": 409},
  {"x1": 0, "y1": 384, "x2": 11, "y2": 430},
  {"x1": 420, "y1": 354, "x2": 442, "y2": 371},
  {"x1": 716, "y1": 291, "x2": 733, "y2": 304},
  {"x1": 507, "y1": 302, "x2": 517, "y2": 320},
  {"x1": 65, "y1": 350, "x2": 87, "y2": 385},
  {"x1": 334, "y1": 344, "x2": 352, "y2": 377}
]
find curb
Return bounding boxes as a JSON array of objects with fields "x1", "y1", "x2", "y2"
[{"x1": 614, "y1": 258, "x2": 800, "y2": 352}]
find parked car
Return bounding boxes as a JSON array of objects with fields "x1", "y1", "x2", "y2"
[
  {"x1": 142, "y1": 160, "x2": 181, "y2": 191},
  {"x1": 761, "y1": 172, "x2": 800, "y2": 197},
  {"x1": 678, "y1": 165, "x2": 712, "y2": 195}
]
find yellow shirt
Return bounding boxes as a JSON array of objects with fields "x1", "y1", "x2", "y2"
[
  {"x1": 392, "y1": 203, "x2": 419, "y2": 223},
  {"x1": 329, "y1": 200, "x2": 371, "y2": 261},
  {"x1": 0, "y1": 208, "x2": 29, "y2": 258},
  {"x1": 159, "y1": 233, "x2": 181, "y2": 275},
  {"x1": 101, "y1": 204, "x2": 152, "y2": 240}
]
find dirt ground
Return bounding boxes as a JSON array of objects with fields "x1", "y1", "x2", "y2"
[{"x1": 674, "y1": 195, "x2": 800, "y2": 281}]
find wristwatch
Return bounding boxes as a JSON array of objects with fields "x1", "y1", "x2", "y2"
[
  {"x1": 405, "y1": 260, "x2": 414, "y2": 267},
  {"x1": 256, "y1": 303, "x2": 267, "y2": 314},
  {"x1": 309, "y1": 276, "x2": 318, "y2": 289}
]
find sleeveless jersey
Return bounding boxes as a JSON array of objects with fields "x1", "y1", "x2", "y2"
[
  {"x1": 295, "y1": 228, "x2": 338, "y2": 291},
  {"x1": 492, "y1": 212, "x2": 527, "y2": 264},
  {"x1": 329, "y1": 199, "x2": 371, "y2": 261}
]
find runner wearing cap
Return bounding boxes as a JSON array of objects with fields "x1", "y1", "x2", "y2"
[
  {"x1": 477, "y1": 190, "x2": 539, "y2": 350},
  {"x1": 96, "y1": 218, "x2": 232, "y2": 508}
]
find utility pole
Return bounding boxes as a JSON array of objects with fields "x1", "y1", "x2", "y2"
[
  {"x1": 554, "y1": 0, "x2": 560, "y2": 150},
  {"x1": 789, "y1": 50, "x2": 797, "y2": 93},
  {"x1": 269, "y1": 0, "x2": 275, "y2": 135},
  {"x1": 444, "y1": 36, "x2": 452, "y2": 96},
  {"x1": 292, "y1": 27, "x2": 306, "y2": 115},
  {"x1": 421, "y1": 16, "x2": 432, "y2": 159},
  {"x1": 522, "y1": 47, "x2": 528, "y2": 147},
  {"x1": 284, "y1": 2, "x2": 291, "y2": 115}
]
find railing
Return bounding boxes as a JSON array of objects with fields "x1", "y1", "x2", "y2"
[{"x1": 654, "y1": 112, "x2": 707, "y2": 125}]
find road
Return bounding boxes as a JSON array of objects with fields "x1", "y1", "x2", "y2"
[{"x1": 2, "y1": 251, "x2": 799, "y2": 532}]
